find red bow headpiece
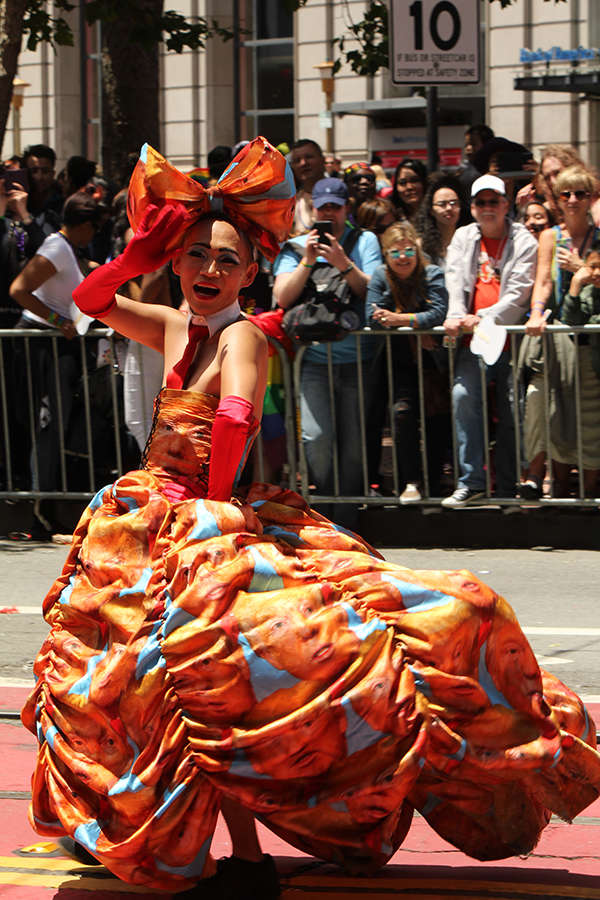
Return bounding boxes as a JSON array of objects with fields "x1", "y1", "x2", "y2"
[{"x1": 127, "y1": 137, "x2": 296, "y2": 261}]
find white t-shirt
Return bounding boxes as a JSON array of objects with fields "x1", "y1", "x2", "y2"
[{"x1": 22, "y1": 232, "x2": 84, "y2": 325}]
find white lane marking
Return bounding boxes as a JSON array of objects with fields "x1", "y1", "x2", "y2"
[
  {"x1": 524, "y1": 627, "x2": 600, "y2": 636},
  {"x1": 536, "y1": 655, "x2": 573, "y2": 666},
  {"x1": 0, "y1": 607, "x2": 42, "y2": 615}
]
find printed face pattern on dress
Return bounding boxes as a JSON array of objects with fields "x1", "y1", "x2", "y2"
[{"x1": 22, "y1": 393, "x2": 600, "y2": 891}]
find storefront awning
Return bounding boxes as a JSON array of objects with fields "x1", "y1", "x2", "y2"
[
  {"x1": 514, "y1": 71, "x2": 600, "y2": 95},
  {"x1": 331, "y1": 97, "x2": 426, "y2": 116}
]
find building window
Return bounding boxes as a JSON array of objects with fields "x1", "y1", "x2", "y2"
[{"x1": 240, "y1": 0, "x2": 294, "y2": 147}]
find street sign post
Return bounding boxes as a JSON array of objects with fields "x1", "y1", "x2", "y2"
[
  {"x1": 390, "y1": 0, "x2": 480, "y2": 170},
  {"x1": 390, "y1": 0, "x2": 480, "y2": 85}
]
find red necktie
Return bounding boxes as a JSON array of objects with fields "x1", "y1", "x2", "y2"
[{"x1": 165, "y1": 323, "x2": 209, "y2": 390}]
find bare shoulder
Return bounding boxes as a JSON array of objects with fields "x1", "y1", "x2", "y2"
[
  {"x1": 162, "y1": 306, "x2": 190, "y2": 335},
  {"x1": 536, "y1": 228, "x2": 555, "y2": 264},
  {"x1": 538, "y1": 228, "x2": 555, "y2": 251},
  {"x1": 219, "y1": 316, "x2": 268, "y2": 350}
]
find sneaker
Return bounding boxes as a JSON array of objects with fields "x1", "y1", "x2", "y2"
[
  {"x1": 400, "y1": 483, "x2": 422, "y2": 504},
  {"x1": 519, "y1": 478, "x2": 542, "y2": 500},
  {"x1": 441, "y1": 487, "x2": 485, "y2": 508}
]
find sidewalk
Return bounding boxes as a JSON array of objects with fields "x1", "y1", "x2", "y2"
[{"x1": 2, "y1": 686, "x2": 600, "y2": 900}]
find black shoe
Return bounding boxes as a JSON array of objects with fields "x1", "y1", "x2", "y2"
[
  {"x1": 57, "y1": 836, "x2": 101, "y2": 866},
  {"x1": 519, "y1": 478, "x2": 542, "y2": 500},
  {"x1": 177, "y1": 854, "x2": 280, "y2": 899}
]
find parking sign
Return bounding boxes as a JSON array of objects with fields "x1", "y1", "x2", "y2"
[{"x1": 390, "y1": 0, "x2": 480, "y2": 84}]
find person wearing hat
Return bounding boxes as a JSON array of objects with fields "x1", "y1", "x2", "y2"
[
  {"x1": 273, "y1": 176, "x2": 382, "y2": 525},
  {"x1": 441, "y1": 174, "x2": 537, "y2": 507}
]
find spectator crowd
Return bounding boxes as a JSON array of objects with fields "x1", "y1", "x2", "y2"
[{"x1": 2, "y1": 127, "x2": 600, "y2": 535}]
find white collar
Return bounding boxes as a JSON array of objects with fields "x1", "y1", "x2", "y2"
[{"x1": 190, "y1": 299, "x2": 242, "y2": 337}]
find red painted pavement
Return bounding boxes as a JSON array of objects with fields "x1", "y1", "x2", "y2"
[{"x1": 2, "y1": 689, "x2": 599, "y2": 898}]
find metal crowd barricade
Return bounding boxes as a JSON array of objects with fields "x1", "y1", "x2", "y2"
[
  {"x1": 2, "y1": 324, "x2": 600, "y2": 507},
  {"x1": 0, "y1": 328, "x2": 298, "y2": 503},
  {"x1": 262, "y1": 336, "x2": 297, "y2": 490},
  {"x1": 0, "y1": 327, "x2": 125, "y2": 500},
  {"x1": 291, "y1": 322, "x2": 600, "y2": 509}
]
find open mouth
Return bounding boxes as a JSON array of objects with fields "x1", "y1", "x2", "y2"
[
  {"x1": 363, "y1": 804, "x2": 389, "y2": 818},
  {"x1": 291, "y1": 750, "x2": 318, "y2": 769},
  {"x1": 194, "y1": 284, "x2": 219, "y2": 298},
  {"x1": 313, "y1": 643, "x2": 333, "y2": 661}
]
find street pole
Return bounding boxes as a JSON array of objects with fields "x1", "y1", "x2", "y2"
[
  {"x1": 426, "y1": 85, "x2": 439, "y2": 172},
  {"x1": 10, "y1": 79, "x2": 30, "y2": 157},
  {"x1": 233, "y1": 0, "x2": 241, "y2": 144},
  {"x1": 314, "y1": 62, "x2": 335, "y2": 155}
]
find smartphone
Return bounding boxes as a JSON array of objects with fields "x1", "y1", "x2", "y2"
[
  {"x1": 314, "y1": 220, "x2": 332, "y2": 245},
  {"x1": 0, "y1": 168, "x2": 29, "y2": 192}
]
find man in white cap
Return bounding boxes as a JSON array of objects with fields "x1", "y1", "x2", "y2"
[{"x1": 442, "y1": 174, "x2": 538, "y2": 507}]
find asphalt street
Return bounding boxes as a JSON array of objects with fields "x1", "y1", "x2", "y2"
[{"x1": 1, "y1": 541, "x2": 599, "y2": 699}]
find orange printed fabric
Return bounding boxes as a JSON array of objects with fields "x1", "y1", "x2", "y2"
[
  {"x1": 22, "y1": 394, "x2": 600, "y2": 892},
  {"x1": 127, "y1": 137, "x2": 296, "y2": 261}
]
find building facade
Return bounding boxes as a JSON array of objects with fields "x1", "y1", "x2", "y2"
[{"x1": 3, "y1": 0, "x2": 599, "y2": 174}]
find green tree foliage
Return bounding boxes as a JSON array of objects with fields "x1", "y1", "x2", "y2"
[
  {"x1": 284, "y1": 0, "x2": 568, "y2": 77},
  {"x1": 20, "y1": 0, "x2": 235, "y2": 52}
]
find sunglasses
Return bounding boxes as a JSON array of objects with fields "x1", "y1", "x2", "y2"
[
  {"x1": 474, "y1": 197, "x2": 501, "y2": 208},
  {"x1": 350, "y1": 173, "x2": 375, "y2": 184},
  {"x1": 558, "y1": 190, "x2": 590, "y2": 201},
  {"x1": 388, "y1": 247, "x2": 416, "y2": 259},
  {"x1": 397, "y1": 177, "x2": 421, "y2": 187},
  {"x1": 433, "y1": 199, "x2": 460, "y2": 209}
]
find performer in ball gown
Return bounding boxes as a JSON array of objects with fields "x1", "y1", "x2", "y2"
[{"x1": 21, "y1": 138, "x2": 600, "y2": 899}]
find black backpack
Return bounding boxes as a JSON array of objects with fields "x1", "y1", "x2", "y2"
[{"x1": 281, "y1": 228, "x2": 364, "y2": 345}]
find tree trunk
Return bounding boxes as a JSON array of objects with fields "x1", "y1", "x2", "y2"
[
  {"x1": 0, "y1": 0, "x2": 29, "y2": 156},
  {"x1": 101, "y1": 0, "x2": 162, "y2": 183}
]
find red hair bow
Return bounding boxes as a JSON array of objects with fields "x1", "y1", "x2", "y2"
[{"x1": 127, "y1": 137, "x2": 296, "y2": 261}]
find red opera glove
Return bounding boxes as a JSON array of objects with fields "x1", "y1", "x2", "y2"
[
  {"x1": 207, "y1": 395, "x2": 256, "y2": 501},
  {"x1": 162, "y1": 481, "x2": 199, "y2": 503},
  {"x1": 72, "y1": 202, "x2": 192, "y2": 318}
]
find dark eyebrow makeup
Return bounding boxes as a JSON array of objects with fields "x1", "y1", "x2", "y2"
[{"x1": 188, "y1": 241, "x2": 240, "y2": 256}]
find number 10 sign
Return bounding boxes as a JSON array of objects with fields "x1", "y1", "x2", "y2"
[{"x1": 390, "y1": 0, "x2": 480, "y2": 84}]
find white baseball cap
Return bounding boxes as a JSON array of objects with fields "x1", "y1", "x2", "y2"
[{"x1": 471, "y1": 174, "x2": 506, "y2": 198}]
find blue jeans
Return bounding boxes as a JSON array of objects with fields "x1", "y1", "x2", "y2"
[
  {"x1": 452, "y1": 347, "x2": 516, "y2": 496},
  {"x1": 300, "y1": 359, "x2": 367, "y2": 503}
]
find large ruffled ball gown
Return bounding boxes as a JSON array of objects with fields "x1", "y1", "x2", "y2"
[{"x1": 22, "y1": 387, "x2": 600, "y2": 892}]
